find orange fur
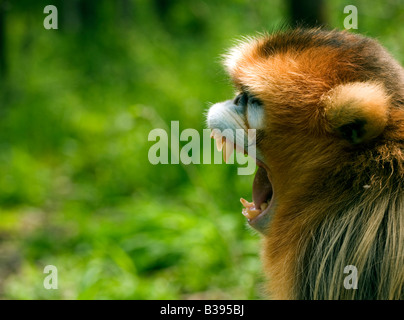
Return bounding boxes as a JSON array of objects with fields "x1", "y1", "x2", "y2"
[{"x1": 226, "y1": 28, "x2": 404, "y2": 299}]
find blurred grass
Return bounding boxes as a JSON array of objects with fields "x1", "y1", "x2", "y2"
[{"x1": 0, "y1": 0, "x2": 403, "y2": 299}]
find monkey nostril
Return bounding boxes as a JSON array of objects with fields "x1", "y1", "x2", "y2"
[
  {"x1": 234, "y1": 93, "x2": 242, "y2": 105},
  {"x1": 234, "y1": 92, "x2": 249, "y2": 106}
]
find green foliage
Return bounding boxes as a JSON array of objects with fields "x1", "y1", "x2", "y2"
[{"x1": 0, "y1": 0, "x2": 403, "y2": 299}]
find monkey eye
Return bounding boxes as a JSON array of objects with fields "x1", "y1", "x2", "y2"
[{"x1": 249, "y1": 97, "x2": 261, "y2": 106}]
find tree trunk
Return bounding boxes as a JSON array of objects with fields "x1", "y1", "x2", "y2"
[{"x1": 288, "y1": 0, "x2": 325, "y2": 27}]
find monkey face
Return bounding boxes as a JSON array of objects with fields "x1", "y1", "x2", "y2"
[
  {"x1": 206, "y1": 29, "x2": 402, "y2": 235},
  {"x1": 207, "y1": 90, "x2": 274, "y2": 234}
]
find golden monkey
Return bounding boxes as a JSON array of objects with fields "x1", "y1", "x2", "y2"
[{"x1": 207, "y1": 28, "x2": 404, "y2": 299}]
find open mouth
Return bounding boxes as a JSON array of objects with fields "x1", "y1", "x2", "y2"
[
  {"x1": 241, "y1": 163, "x2": 273, "y2": 219},
  {"x1": 211, "y1": 130, "x2": 275, "y2": 232}
]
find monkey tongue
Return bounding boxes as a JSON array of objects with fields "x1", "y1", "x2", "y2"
[{"x1": 252, "y1": 166, "x2": 273, "y2": 212}]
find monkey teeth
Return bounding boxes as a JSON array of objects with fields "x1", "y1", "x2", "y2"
[
  {"x1": 210, "y1": 130, "x2": 243, "y2": 163},
  {"x1": 216, "y1": 137, "x2": 225, "y2": 151},
  {"x1": 240, "y1": 198, "x2": 269, "y2": 220}
]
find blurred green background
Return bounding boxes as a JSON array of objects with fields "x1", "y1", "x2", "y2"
[{"x1": 0, "y1": 0, "x2": 403, "y2": 299}]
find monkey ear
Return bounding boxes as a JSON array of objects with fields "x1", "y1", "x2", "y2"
[{"x1": 323, "y1": 82, "x2": 390, "y2": 144}]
